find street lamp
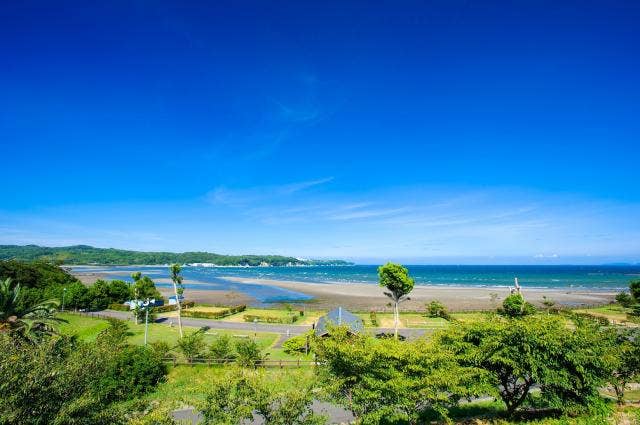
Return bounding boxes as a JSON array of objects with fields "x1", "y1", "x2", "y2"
[
  {"x1": 253, "y1": 318, "x2": 258, "y2": 336},
  {"x1": 61, "y1": 287, "x2": 67, "y2": 311}
]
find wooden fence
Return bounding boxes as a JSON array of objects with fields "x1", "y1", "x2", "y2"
[{"x1": 162, "y1": 357, "x2": 318, "y2": 368}]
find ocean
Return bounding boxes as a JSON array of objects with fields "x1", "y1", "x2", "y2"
[{"x1": 71, "y1": 264, "x2": 639, "y2": 304}]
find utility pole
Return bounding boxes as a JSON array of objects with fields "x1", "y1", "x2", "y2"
[{"x1": 144, "y1": 298, "x2": 150, "y2": 346}]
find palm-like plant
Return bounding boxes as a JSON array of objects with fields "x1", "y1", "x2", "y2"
[{"x1": 0, "y1": 278, "x2": 61, "y2": 341}]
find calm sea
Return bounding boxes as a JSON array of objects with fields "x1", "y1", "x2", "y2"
[{"x1": 71, "y1": 265, "x2": 639, "y2": 304}]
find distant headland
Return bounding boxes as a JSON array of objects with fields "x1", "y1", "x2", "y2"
[{"x1": 0, "y1": 244, "x2": 353, "y2": 267}]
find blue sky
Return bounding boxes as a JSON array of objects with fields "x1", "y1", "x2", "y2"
[{"x1": 1, "y1": 1, "x2": 639, "y2": 264}]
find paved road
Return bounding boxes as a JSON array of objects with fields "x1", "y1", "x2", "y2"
[{"x1": 87, "y1": 310, "x2": 427, "y2": 338}]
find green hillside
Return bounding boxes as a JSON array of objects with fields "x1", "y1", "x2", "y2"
[{"x1": 0, "y1": 245, "x2": 353, "y2": 266}]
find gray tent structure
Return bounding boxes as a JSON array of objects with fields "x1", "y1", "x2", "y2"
[{"x1": 315, "y1": 307, "x2": 364, "y2": 337}]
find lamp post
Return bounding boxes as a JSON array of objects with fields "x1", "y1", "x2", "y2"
[
  {"x1": 253, "y1": 318, "x2": 258, "y2": 337},
  {"x1": 143, "y1": 298, "x2": 151, "y2": 346},
  {"x1": 61, "y1": 287, "x2": 67, "y2": 311}
]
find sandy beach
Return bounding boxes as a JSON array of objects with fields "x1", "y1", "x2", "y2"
[
  {"x1": 69, "y1": 268, "x2": 617, "y2": 311},
  {"x1": 221, "y1": 276, "x2": 616, "y2": 311}
]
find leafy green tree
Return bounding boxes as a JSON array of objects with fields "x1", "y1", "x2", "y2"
[
  {"x1": 235, "y1": 338, "x2": 264, "y2": 367},
  {"x1": 439, "y1": 315, "x2": 611, "y2": 416},
  {"x1": 86, "y1": 279, "x2": 112, "y2": 310},
  {"x1": 0, "y1": 278, "x2": 61, "y2": 341},
  {"x1": 315, "y1": 326, "x2": 488, "y2": 423},
  {"x1": 499, "y1": 293, "x2": 536, "y2": 317},
  {"x1": 630, "y1": 279, "x2": 640, "y2": 301},
  {"x1": 169, "y1": 264, "x2": 184, "y2": 338},
  {"x1": 209, "y1": 334, "x2": 236, "y2": 362},
  {"x1": 44, "y1": 280, "x2": 89, "y2": 310},
  {"x1": 616, "y1": 291, "x2": 634, "y2": 308},
  {"x1": 378, "y1": 263, "x2": 414, "y2": 339},
  {"x1": 608, "y1": 328, "x2": 640, "y2": 404},
  {"x1": 131, "y1": 273, "x2": 161, "y2": 300},
  {"x1": 107, "y1": 279, "x2": 131, "y2": 303},
  {"x1": 199, "y1": 368, "x2": 325, "y2": 425}
]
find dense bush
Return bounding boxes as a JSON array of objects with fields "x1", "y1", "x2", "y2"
[
  {"x1": 235, "y1": 338, "x2": 264, "y2": 367},
  {"x1": 243, "y1": 313, "x2": 298, "y2": 324},
  {"x1": 282, "y1": 333, "x2": 311, "y2": 354},
  {"x1": 499, "y1": 293, "x2": 537, "y2": 317},
  {"x1": 426, "y1": 300, "x2": 451, "y2": 320},
  {"x1": 0, "y1": 320, "x2": 166, "y2": 424},
  {"x1": 152, "y1": 300, "x2": 195, "y2": 313},
  {"x1": 616, "y1": 291, "x2": 634, "y2": 308},
  {"x1": 199, "y1": 368, "x2": 325, "y2": 425}
]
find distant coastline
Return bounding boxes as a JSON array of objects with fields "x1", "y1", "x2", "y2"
[{"x1": 0, "y1": 244, "x2": 353, "y2": 267}]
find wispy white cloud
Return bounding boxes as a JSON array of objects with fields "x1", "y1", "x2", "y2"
[{"x1": 206, "y1": 177, "x2": 334, "y2": 206}]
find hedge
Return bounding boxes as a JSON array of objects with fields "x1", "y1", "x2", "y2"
[
  {"x1": 182, "y1": 305, "x2": 247, "y2": 319},
  {"x1": 152, "y1": 301, "x2": 195, "y2": 313},
  {"x1": 108, "y1": 303, "x2": 130, "y2": 312},
  {"x1": 243, "y1": 314, "x2": 298, "y2": 324}
]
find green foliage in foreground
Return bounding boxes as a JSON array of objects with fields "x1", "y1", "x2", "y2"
[
  {"x1": 0, "y1": 244, "x2": 352, "y2": 266},
  {"x1": 314, "y1": 326, "x2": 489, "y2": 423},
  {"x1": 438, "y1": 314, "x2": 613, "y2": 416},
  {"x1": 199, "y1": 368, "x2": 326, "y2": 425},
  {"x1": 499, "y1": 293, "x2": 537, "y2": 318},
  {"x1": 0, "y1": 320, "x2": 166, "y2": 425},
  {"x1": 0, "y1": 277, "x2": 61, "y2": 342}
]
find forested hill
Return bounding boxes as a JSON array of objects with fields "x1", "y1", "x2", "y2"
[{"x1": 0, "y1": 245, "x2": 353, "y2": 266}]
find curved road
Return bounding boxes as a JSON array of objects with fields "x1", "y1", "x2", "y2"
[{"x1": 87, "y1": 310, "x2": 427, "y2": 339}]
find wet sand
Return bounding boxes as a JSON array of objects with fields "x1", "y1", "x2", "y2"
[
  {"x1": 221, "y1": 276, "x2": 616, "y2": 311},
  {"x1": 69, "y1": 268, "x2": 616, "y2": 311}
]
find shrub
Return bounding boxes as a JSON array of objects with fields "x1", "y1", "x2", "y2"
[
  {"x1": 176, "y1": 330, "x2": 206, "y2": 363},
  {"x1": 282, "y1": 333, "x2": 311, "y2": 354},
  {"x1": 369, "y1": 310, "x2": 378, "y2": 326},
  {"x1": 152, "y1": 300, "x2": 195, "y2": 313},
  {"x1": 616, "y1": 292, "x2": 634, "y2": 308},
  {"x1": 199, "y1": 369, "x2": 325, "y2": 425},
  {"x1": 630, "y1": 279, "x2": 640, "y2": 301},
  {"x1": 108, "y1": 302, "x2": 130, "y2": 311},
  {"x1": 426, "y1": 300, "x2": 451, "y2": 320},
  {"x1": 182, "y1": 305, "x2": 247, "y2": 319},
  {"x1": 499, "y1": 293, "x2": 536, "y2": 317},
  {"x1": 209, "y1": 334, "x2": 236, "y2": 362},
  {"x1": 94, "y1": 345, "x2": 167, "y2": 402},
  {"x1": 235, "y1": 338, "x2": 264, "y2": 367},
  {"x1": 243, "y1": 313, "x2": 298, "y2": 324}
]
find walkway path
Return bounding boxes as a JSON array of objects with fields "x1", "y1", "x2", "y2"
[{"x1": 86, "y1": 310, "x2": 427, "y2": 339}]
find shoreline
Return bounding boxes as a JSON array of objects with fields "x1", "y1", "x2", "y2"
[
  {"x1": 221, "y1": 276, "x2": 617, "y2": 311},
  {"x1": 69, "y1": 267, "x2": 618, "y2": 311}
]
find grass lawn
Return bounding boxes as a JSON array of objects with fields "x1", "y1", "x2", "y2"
[
  {"x1": 162, "y1": 305, "x2": 229, "y2": 318},
  {"x1": 574, "y1": 304, "x2": 632, "y2": 323},
  {"x1": 144, "y1": 365, "x2": 316, "y2": 405},
  {"x1": 222, "y1": 307, "x2": 302, "y2": 323},
  {"x1": 57, "y1": 313, "x2": 279, "y2": 358}
]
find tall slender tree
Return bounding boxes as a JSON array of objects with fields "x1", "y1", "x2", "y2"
[
  {"x1": 378, "y1": 263, "x2": 414, "y2": 339},
  {"x1": 170, "y1": 264, "x2": 184, "y2": 338}
]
